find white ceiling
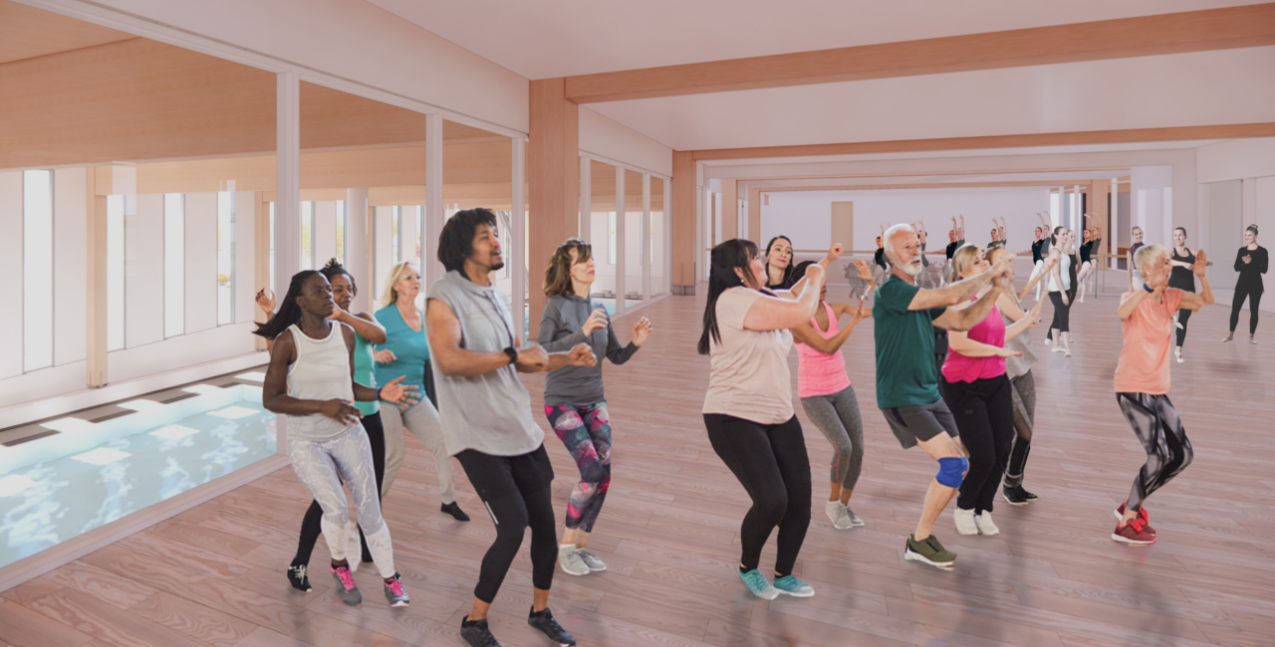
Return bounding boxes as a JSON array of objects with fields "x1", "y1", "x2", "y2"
[
  {"x1": 590, "y1": 47, "x2": 1275, "y2": 151},
  {"x1": 366, "y1": 0, "x2": 1266, "y2": 79}
]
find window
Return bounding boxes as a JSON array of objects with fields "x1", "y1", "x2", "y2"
[
  {"x1": 391, "y1": 206, "x2": 402, "y2": 266},
  {"x1": 608, "y1": 212, "x2": 617, "y2": 265},
  {"x1": 269, "y1": 202, "x2": 276, "y2": 291},
  {"x1": 22, "y1": 170, "x2": 54, "y2": 371},
  {"x1": 300, "y1": 201, "x2": 314, "y2": 270},
  {"x1": 164, "y1": 193, "x2": 184, "y2": 337},
  {"x1": 216, "y1": 191, "x2": 234, "y2": 325},
  {"x1": 335, "y1": 200, "x2": 346, "y2": 265},
  {"x1": 106, "y1": 195, "x2": 125, "y2": 352}
]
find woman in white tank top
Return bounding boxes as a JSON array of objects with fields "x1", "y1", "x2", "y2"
[
  {"x1": 257, "y1": 270, "x2": 418, "y2": 608},
  {"x1": 1046, "y1": 228, "x2": 1074, "y2": 356}
]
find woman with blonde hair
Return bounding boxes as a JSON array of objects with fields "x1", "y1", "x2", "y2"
[
  {"x1": 374, "y1": 261, "x2": 469, "y2": 521},
  {"x1": 536, "y1": 238, "x2": 652, "y2": 576}
]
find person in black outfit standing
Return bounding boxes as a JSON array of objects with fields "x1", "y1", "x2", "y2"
[
  {"x1": 1169, "y1": 227, "x2": 1197, "y2": 362},
  {"x1": 1224, "y1": 225, "x2": 1267, "y2": 344}
]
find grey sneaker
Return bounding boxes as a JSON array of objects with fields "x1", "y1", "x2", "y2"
[
  {"x1": 576, "y1": 549, "x2": 607, "y2": 572},
  {"x1": 383, "y1": 574, "x2": 410, "y2": 607},
  {"x1": 825, "y1": 500, "x2": 852, "y2": 529},
  {"x1": 844, "y1": 505, "x2": 865, "y2": 527},
  {"x1": 558, "y1": 546, "x2": 589, "y2": 576},
  {"x1": 528, "y1": 607, "x2": 576, "y2": 646},
  {"x1": 330, "y1": 564, "x2": 361, "y2": 605}
]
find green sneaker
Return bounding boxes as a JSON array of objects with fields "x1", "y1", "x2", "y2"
[
  {"x1": 739, "y1": 569, "x2": 779, "y2": 600},
  {"x1": 772, "y1": 575, "x2": 815, "y2": 598},
  {"x1": 904, "y1": 534, "x2": 957, "y2": 571}
]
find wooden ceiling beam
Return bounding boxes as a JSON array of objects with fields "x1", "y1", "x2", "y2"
[
  {"x1": 565, "y1": 4, "x2": 1275, "y2": 103},
  {"x1": 692, "y1": 123, "x2": 1275, "y2": 161}
]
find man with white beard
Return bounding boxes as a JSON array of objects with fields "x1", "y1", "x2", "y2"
[{"x1": 873, "y1": 224, "x2": 1013, "y2": 571}]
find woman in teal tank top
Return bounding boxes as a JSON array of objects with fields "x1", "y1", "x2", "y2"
[{"x1": 375, "y1": 262, "x2": 469, "y2": 522}]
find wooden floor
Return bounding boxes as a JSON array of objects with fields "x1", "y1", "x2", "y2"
[{"x1": 3, "y1": 284, "x2": 1273, "y2": 647}]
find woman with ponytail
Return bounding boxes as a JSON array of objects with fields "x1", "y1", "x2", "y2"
[
  {"x1": 700, "y1": 238, "x2": 838, "y2": 601},
  {"x1": 536, "y1": 238, "x2": 652, "y2": 577},
  {"x1": 257, "y1": 270, "x2": 417, "y2": 607}
]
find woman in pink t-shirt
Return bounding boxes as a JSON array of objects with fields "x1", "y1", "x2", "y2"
[
  {"x1": 941, "y1": 245, "x2": 1039, "y2": 538},
  {"x1": 1110, "y1": 244, "x2": 1213, "y2": 546},
  {"x1": 792, "y1": 259, "x2": 874, "y2": 531}
]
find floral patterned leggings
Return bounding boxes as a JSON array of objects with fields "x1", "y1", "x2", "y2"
[{"x1": 545, "y1": 401, "x2": 612, "y2": 533}]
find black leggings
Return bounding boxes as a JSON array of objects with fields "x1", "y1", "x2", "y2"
[
  {"x1": 1229, "y1": 286, "x2": 1262, "y2": 335},
  {"x1": 293, "y1": 412, "x2": 385, "y2": 566},
  {"x1": 703, "y1": 414, "x2": 811, "y2": 576},
  {"x1": 943, "y1": 375, "x2": 1014, "y2": 514},
  {"x1": 456, "y1": 445, "x2": 557, "y2": 603},
  {"x1": 1049, "y1": 291, "x2": 1071, "y2": 333},
  {"x1": 1176, "y1": 307, "x2": 1192, "y2": 347}
]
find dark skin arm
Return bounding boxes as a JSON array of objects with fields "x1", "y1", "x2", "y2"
[
  {"x1": 426, "y1": 299, "x2": 595, "y2": 377},
  {"x1": 261, "y1": 329, "x2": 361, "y2": 425}
]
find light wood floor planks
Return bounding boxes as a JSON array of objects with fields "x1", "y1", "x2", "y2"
[{"x1": 2, "y1": 286, "x2": 1273, "y2": 647}]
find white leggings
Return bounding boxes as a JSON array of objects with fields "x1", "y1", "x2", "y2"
[
  {"x1": 289, "y1": 424, "x2": 396, "y2": 578},
  {"x1": 381, "y1": 400, "x2": 454, "y2": 503},
  {"x1": 1029, "y1": 260, "x2": 1046, "y2": 299}
]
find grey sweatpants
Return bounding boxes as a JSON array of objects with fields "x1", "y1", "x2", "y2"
[
  {"x1": 380, "y1": 399, "x2": 455, "y2": 503},
  {"x1": 288, "y1": 424, "x2": 396, "y2": 578},
  {"x1": 800, "y1": 385, "x2": 865, "y2": 490}
]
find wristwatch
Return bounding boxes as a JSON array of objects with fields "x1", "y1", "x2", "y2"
[{"x1": 502, "y1": 346, "x2": 518, "y2": 366}]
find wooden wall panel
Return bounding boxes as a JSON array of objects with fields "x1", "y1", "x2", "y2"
[
  {"x1": 566, "y1": 4, "x2": 1275, "y2": 103},
  {"x1": 671, "y1": 151, "x2": 696, "y2": 288},
  {"x1": 0, "y1": 171, "x2": 23, "y2": 379},
  {"x1": 528, "y1": 78, "x2": 579, "y2": 338}
]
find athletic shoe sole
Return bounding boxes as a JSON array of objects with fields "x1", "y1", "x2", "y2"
[
  {"x1": 775, "y1": 587, "x2": 815, "y2": 598},
  {"x1": 1002, "y1": 492, "x2": 1030, "y2": 507},
  {"x1": 904, "y1": 547, "x2": 956, "y2": 571},
  {"x1": 1111, "y1": 532, "x2": 1156, "y2": 546}
]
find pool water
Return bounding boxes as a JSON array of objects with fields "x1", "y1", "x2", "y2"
[{"x1": 0, "y1": 384, "x2": 276, "y2": 568}]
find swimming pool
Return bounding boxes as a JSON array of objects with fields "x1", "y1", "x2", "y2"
[{"x1": 0, "y1": 382, "x2": 276, "y2": 569}]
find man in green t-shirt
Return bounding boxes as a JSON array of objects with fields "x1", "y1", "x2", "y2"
[{"x1": 873, "y1": 224, "x2": 1011, "y2": 571}]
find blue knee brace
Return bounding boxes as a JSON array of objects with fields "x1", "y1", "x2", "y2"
[{"x1": 936, "y1": 456, "x2": 968, "y2": 488}]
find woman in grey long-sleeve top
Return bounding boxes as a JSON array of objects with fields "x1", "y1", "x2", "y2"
[{"x1": 537, "y1": 238, "x2": 652, "y2": 576}]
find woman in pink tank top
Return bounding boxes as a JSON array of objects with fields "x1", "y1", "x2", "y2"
[{"x1": 792, "y1": 260, "x2": 874, "y2": 530}]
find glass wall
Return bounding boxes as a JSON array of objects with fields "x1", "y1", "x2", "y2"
[
  {"x1": 624, "y1": 169, "x2": 644, "y2": 308},
  {"x1": 578, "y1": 158, "x2": 670, "y2": 314},
  {"x1": 650, "y1": 176, "x2": 667, "y2": 298},
  {"x1": 588, "y1": 159, "x2": 618, "y2": 313}
]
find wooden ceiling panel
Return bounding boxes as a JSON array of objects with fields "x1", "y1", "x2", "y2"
[{"x1": 0, "y1": 0, "x2": 136, "y2": 65}]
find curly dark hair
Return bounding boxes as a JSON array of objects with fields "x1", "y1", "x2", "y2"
[
  {"x1": 438, "y1": 208, "x2": 499, "y2": 274},
  {"x1": 320, "y1": 258, "x2": 357, "y2": 295}
]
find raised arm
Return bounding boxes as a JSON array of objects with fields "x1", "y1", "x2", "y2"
[
  {"x1": 745, "y1": 265, "x2": 825, "y2": 331},
  {"x1": 1018, "y1": 256, "x2": 1057, "y2": 300},
  {"x1": 932, "y1": 282, "x2": 1008, "y2": 332},
  {"x1": 1003, "y1": 300, "x2": 1042, "y2": 342},
  {"x1": 948, "y1": 329, "x2": 1020, "y2": 358},
  {"x1": 791, "y1": 302, "x2": 867, "y2": 354},
  {"x1": 907, "y1": 256, "x2": 1008, "y2": 311},
  {"x1": 335, "y1": 308, "x2": 387, "y2": 345},
  {"x1": 1179, "y1": 251, "x2": 1215, "y2": 311},
  {"x1": 786, "y1": 244, "x2": 842, "y2": 298}
]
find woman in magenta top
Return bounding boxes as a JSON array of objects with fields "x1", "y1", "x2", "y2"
[
  {"x1": 940, "y1": 245, "x2": 1039, "y2": 537},
  {"x1": 792, "y1": 260, "x2": 873, "y2": 531}
]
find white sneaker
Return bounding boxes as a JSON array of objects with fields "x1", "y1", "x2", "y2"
[
  {"x1": 1175, "y1": 350, "x2": 1184, "y2": 364},
  {"x1": 974, "y1": 511, "x2": 1000, "y2": 536},
  {"x1": 826, "y1": 500, "x2": 852, "y2": 530},
  {"x1": 558, "y1": 546, "x2": 589, "y2": 576},
  {"x1": 576, "y1": 549, "x2": 607, "y2": 572},
  {"x1": 844, "y1": 505, "x2": 865, "y2": 527},
  {"x1": 954, "y1": 508, "x2": 979, "y2": 535}
]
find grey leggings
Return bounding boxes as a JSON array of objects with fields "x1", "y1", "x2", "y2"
[
  {"x1": 1005, "y1": 371, "x2": 1036, "y2": 487},
  {"x1": 800, "y1": 385, "x2": 865, "y2": 490},
  {"x1": 289, "y1": 424, "x2": 396, "y2": 579},
  {"x1": 380, "y1": 399, "x2": 455, "y2": 503}
]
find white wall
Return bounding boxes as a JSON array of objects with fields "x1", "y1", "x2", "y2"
[
  {"x1": 1196, "y1": 138, "x2": 1275, "y2": 313},
  {"x1": 184, "y1": 192, "x2": 218, "y2": 334},
  {"x1": 762, "y1": 188, "x2": 1050, "y2": 256},
  {"x1": 1196, "y1": 138, "x2": 1275, "y2": 184},
  {"x1": 0, "y1": 172, "x2": 23, "y2": 380},
  {"x1": 40, "y1": 0, "x2": 529, "y2": 134},
  {"x1": 53, "y1": 168, "x2": 87, "y2": 365},
  {"x1": 580, "y1": 107, "x2": 673, "y2": 177},
  {"x1": 126, "y1": 193, "x2": 165, "y2": 347}
]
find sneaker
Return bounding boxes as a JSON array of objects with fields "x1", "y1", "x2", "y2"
[
  {"x1": 1250, "y1": 336, "x2": 1258, "y2": 345},
  {"x1": 528, "y1": 607, "x2": 576, "y2": 646},
  {"x1": 1113, "y1": 502, "x2": 1151, "y2": 524},
  {"x1": 1175, "y1": 349, "x2": 1185, "y2": 364},
  {"x1": 460, "y1": 616, "x2": 501, "y2": 647},
  {"x1": 1112, "y1": 518, "x2": 1157, "y2": 545},
  {"x1": 576, "y1": 549, "x2": 607, "y2": 572},
  {"x1": 825, "y1": 500, "x2": 852, "y2": 530},
  {"x1": 772, "y1": 574, "x2": 815, "y2": 598},
  {"x1": 330, "y1": 564, "x2": 361, "y2": 606},
  {"x1": 382, "y1": 575, "x2": 410, "y2": 607},
  {"x1": 442, "y1": 501, "x2": 471, "y2": 522},
  {"x1": 904, "y1": 534, "x2": 957, "y2": 571},
  {"x1": 739, "y1": 568, "x2": 780, "y2": 600},
  {"x1": 953, "y1": 508, "x2": 979, "y2": 535},
  {"x1": 558, "y1": 546, "x2": 590, "y2": 576},
  {"x1": 1002, "y1": 484, "x2": 1035, "y2": 506},
  {"x1": 844, "y1": 505, "x2": 865, "y2": 527},
  {"x1": 1222, "y1": 333, "x2": 1233, "y2": 343},
  {"x1": 287, "y1": 563, "x2": 312, "y2": 592},
  {"x1": 974, "y1": 511, "x2": 1000, "y2": 536}
]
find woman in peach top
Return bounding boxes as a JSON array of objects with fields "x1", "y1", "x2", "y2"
[{"x1": 1111, "y1": 244, "x2": 1213, "y2": 546}]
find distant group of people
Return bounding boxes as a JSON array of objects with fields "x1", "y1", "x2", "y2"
[{"x1": 252, "y1": 201, "x2": 1265, "y2": 644}]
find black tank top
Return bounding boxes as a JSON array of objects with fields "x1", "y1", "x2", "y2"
[{"x1": 1169, "y1": 248, "x2": 1195, "y2": 292}]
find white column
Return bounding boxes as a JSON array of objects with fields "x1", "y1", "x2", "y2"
[
  {"x1": 579, "y1": 156, "x2": 591, "y2": 244},
  {"x1": 511, "y1": 136, "x2": 527, "y2": 341},
  {"x1": 275, "y1": 71, "x2": 301, "y2": 455},
  {"x1": 1110, "y1": 179, "x2": 1120, "y2": 269},
  {"x1": 615, "y1": 166, "x2": 626, "y2": 314},
  {"x1": 642, "y1": 173, "x2": 651, "y2": 300},
  {"x1": 665, "y1": 177, "x2": 673, "y2": 295},
  {"x1": 424, "y1": 113, "x2": 445, "y2": 286},
  {"x1": 346, "y1": 188, "x2": 369, "y2": 313}
]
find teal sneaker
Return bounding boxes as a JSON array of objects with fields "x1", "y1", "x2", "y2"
[
  {"x1": 739, "y1": 569, "x2": 779, "y2": 600},
  {"x1": 772, "y1": 575, "x2": 815, "y2": 598}
]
